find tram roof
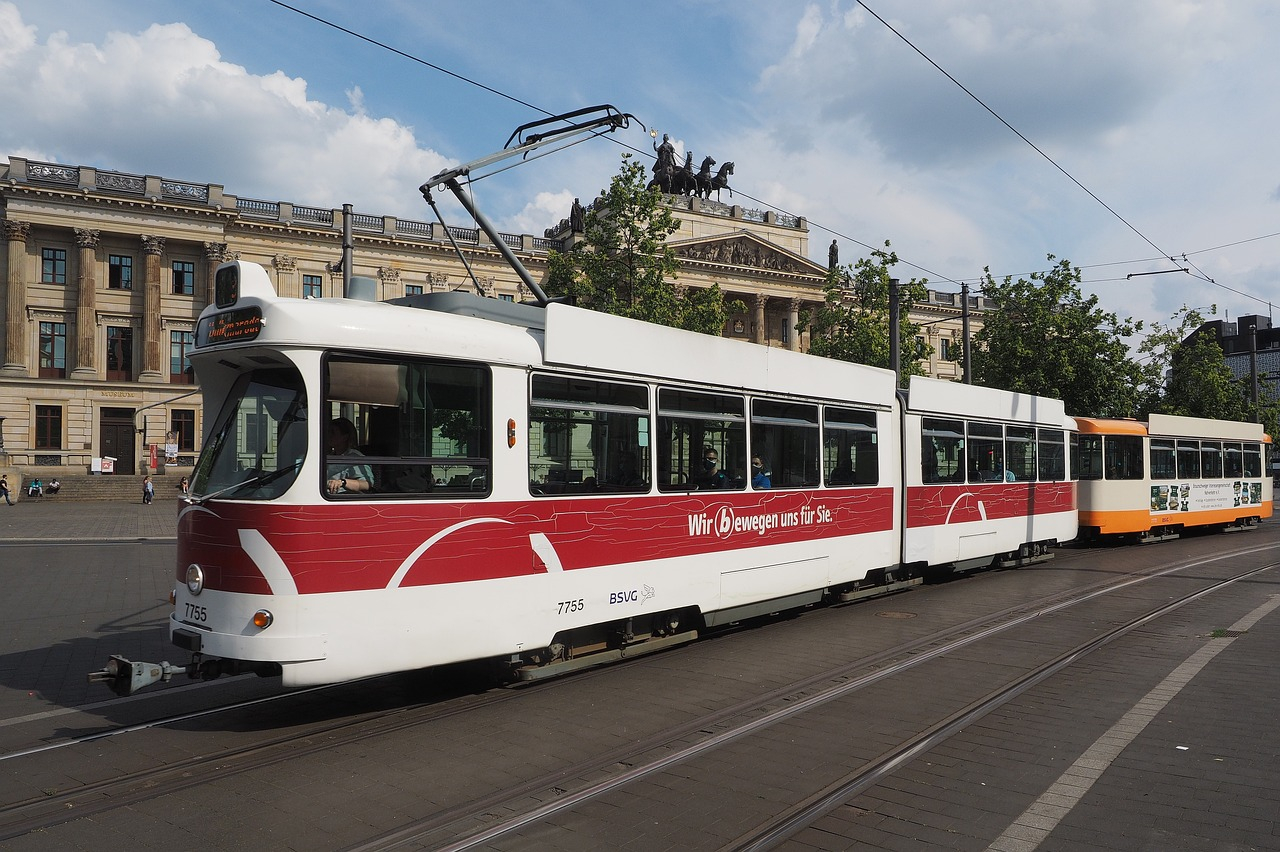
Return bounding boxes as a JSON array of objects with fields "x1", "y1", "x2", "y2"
[{"x1": 903, "y1": 375, "x2": 1069, "y2": 428}]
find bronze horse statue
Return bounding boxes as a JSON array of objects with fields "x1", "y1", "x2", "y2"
[
  {"x1": 649, "y1": 153, "x2": 704, "y2": 197},
  {"x1": 696, "y1": 161, "x2": 734, "y2": 201}
]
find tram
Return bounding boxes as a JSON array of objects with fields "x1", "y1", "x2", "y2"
[
  {"x1": 1075, "y1": 414, "x2": 1273, "y2": 540},
  {"x1": 84, "y1": 106, "x2": 1256, "y2": 698}
]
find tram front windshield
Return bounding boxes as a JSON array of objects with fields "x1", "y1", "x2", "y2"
[{"x1": 190, "y1": 367, "x2": 307, "y2": 500}]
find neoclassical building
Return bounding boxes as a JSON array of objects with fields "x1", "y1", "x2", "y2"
[{"x1": 0, "y1": 155, "x2": 983, "y2": 476}]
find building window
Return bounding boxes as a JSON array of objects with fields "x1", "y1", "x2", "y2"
[
  {"x1": 41, "y1": 248, "x2": 67, "y2": 284},
  {"x1": 405, "y1": 284, "x2": 424, "y2": 297},
  {"x1": 35, "y1": 405, "x2": 63, "y2": 449},
  {"x1": 108, "y1": 254, "x2": 133, "y2": 290},
  {"x1": 171, "y1": 409, "x2": 196, "y2": 452},
  {"x1": 498, "y1": 293, "x2": 514, "y2": 302},
  {"x1": 106, "y1": 326, "x2": 133, "y2": 381},
  {"x1": 940, "y1": 338, "x2": 952, "y2": 361},
  {"x1": 38, "y1": 321, "x2": 67, "y2": 378},
  {"x1": 173, "y1": 261, "x2": 195, "y2": 295},
  {"x1": 170, "y1": 330, "x2": 194, "y2": 383},
  {"x1": 303, "y1": 274, "x2": 323, "y2": 299}
]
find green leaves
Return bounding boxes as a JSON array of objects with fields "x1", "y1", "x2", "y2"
[
  {"x1": 971, "y1": 256, "x2": 1144, "y2": 417},
  {"x1": 806, "y1": 244, "x2": 930, "y2": 380}
]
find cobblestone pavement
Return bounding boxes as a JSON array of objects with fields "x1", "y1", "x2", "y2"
[{"x1": 0, "y1": 497, "x2": 178, "y2": 541}]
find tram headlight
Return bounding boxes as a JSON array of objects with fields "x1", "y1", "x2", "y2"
[
  {"x1": 185, "y1": 564, "x2": 205, "y2": 596},
  {"x1": 252, "y1": 609, "x2": 274, "y2": 630}
]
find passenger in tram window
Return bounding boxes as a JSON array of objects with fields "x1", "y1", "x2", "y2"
[
  {"x1": 326, "y1": 417, "x2": 374, "y2": 494},
  {"x1": 1004, "y1": 468, "x2": 1016, "y2": 482},
  {"x1": 692, "y1": 447, "x2": 728, "y2": 490},
  {"x1": 751, "y1": 455, "x2": 771, "y2": 489}
]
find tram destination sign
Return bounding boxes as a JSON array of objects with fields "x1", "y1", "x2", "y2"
[{"x1": 199, "y1": 306, "x2": 263, "y2": 346}]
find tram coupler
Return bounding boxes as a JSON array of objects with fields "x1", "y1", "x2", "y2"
[{"x1": 87, "y1": 655, "x2": 192, "y2": 697}]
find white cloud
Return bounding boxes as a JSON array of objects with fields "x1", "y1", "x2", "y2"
[{"x1": 0, "y1": 4, "x2": 449, "y2": 219}]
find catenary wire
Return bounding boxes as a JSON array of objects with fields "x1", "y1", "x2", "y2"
[{"x1": 264, "y1": 0, "x2": 1271, "y2": 308}]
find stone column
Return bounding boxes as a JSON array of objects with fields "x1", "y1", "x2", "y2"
[
  {"x1": 2, "y1": 220, "x2": 30, "y2": 375},
  {"x1": 71, "y1": 228, "x2": 100, "y2": 377},
  {"x1": 753, "y1": 293, "x2": 767, "y2": 346},
  {"x1": 139, "y1": 234, "x2": 165, "y2": 382},
  {"x1": 203, "y1": 241, "x2": 230, "y2": 307},
  {"x1": 788, "y1": 298, "x2": 801, "y2": 352},
  {"x1": 273, "y1": 254, "x2": 297, "y2": 298}
]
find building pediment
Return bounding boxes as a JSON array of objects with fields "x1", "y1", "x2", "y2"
[{"x1": 670, "y1": 233, "x2": 824, "y2": 277}]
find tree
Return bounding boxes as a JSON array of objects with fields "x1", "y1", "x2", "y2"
[
  {"x1": 805, "y1": 244, "x2": 930, "y2": 381},
  {"x1": 544, "y1": 153, "x2": 741, "y2": 334},
  {"x1": 971, "y1": 256, "x2": 1144, "y2": 416},
  {"x1": 1137, "y1": 305, "x2": 1251, "y2": 422}
]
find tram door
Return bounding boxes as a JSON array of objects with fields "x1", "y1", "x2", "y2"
[{"x1": 100, "y1": 407, "x2": 136, "y2": 474}]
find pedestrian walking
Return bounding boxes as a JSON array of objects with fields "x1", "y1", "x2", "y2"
[
  {"x1": 0, "y1": 474, "x2": 11, "y2": 506},
  {"x1": 142, "y1": 475, "x2": 154, "y2": 504}
]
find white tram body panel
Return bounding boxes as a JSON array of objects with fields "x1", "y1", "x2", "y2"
[
  {"x1": 900, "y1": 376, "x2": 1077, "y2": 569},
  {"x1": 173, "y1": 261, "x2": 905, "y2": 686}
]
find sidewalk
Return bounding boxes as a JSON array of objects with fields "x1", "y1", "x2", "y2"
[{"x1": 0, "y1": 497, "x2": 178, "y2": 541}]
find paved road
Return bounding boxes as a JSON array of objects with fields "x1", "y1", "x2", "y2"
[{"x1": 0, "y1": 499, "x2": 178, "y2": 542}]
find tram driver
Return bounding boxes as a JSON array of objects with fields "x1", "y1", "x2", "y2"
[{"x1": 326, "y1": 417, "x2": 374, "y2": 494}]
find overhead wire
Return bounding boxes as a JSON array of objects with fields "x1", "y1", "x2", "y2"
[{"x1": 265, "y1": 0, "x2": 1271, "y2": 309}]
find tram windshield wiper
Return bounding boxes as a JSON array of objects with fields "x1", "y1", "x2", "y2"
[{"x1": 189, "y1": 461, "x2": 302, "y2": 505}]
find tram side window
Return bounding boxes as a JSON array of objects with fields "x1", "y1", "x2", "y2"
[
  {"x1": 1223, "y1": 442, "x2": 1243, "y2": 477},
  {"x1": 1176, "y1": 440, "x2": 1201, "y2": 479},
  {"x1": 1200, "y1": 441, "x2": 1223, "y2": 478},
  {"x1": 967, "y1": 422, "x2": 1005, "y2": 482},
  {"x1": 1076, "y1": 435, "x2": 1102, "y2": 480},
  {"x1": 1149, "y1": 439, "x2": 1176, "y2": 480},
  {"x1": 657, "y1": 388, "x2": 746, "y2": 492},
  {"x1": 751, "y1": 399, "x2": 820, "y2": 489},
  {"x1": 324, "y1": 354, "x2": 491, "y2": 498},
  {"x1": 1005, "y1": 426, "x2": 1036, "y2": 481},
  {"x1": 1104, "y1": 435, "x2": 1144, "y2": 480},
  {"x1": 1244, "y1": 443, "x2": 1262, "y2": 477},
  {"x1": 528, "y1": 374, "x2": 650, "y2": 496},
  {"x1": 824, "y1": 407, "x2": 878, "y2": 486},
  {"x1": 1038, "y1": 428, "x2": 1066, "y2": 481},
  {"x1": 922, "y1": 418, "x2": 964, "y2": 483}
]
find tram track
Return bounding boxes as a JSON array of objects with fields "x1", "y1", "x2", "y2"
[
  {"x1": 0, "y1": 538, "x2": 1272, "y2": 847},
  {"x1": 341, "y1": 543, "x2": 1277, "y2": 851}
]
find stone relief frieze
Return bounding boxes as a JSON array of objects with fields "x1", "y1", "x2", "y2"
[{"x1": 675, "y1": 237, "x2": 809, "y2": 274}]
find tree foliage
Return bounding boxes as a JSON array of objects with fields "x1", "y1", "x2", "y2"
[
  {"x1": 806, "y1": 245, "x2": 930, "y2": 381},
  {"x1": 1137, "y1": 306, "x2": 1247, "y2": 419},
  {"x1": 544, "y1": 154, "x2": 741, "y2": 334},
  {"x1": 971, "y1": 256, "x2": 1144, "y2": 417}
]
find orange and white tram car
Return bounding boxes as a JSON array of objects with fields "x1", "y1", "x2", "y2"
[{"x1": 1074, "y1": 414, "x2": 1273, "y2": 540}]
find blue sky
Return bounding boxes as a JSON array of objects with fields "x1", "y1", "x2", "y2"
[{"x1": 5, "y1": 0, "x2": 1280, "y2": 333}]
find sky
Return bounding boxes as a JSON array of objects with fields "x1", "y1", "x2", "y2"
[{"x1": 4, "y1": 0, "x2": 1280, "y2": 337}]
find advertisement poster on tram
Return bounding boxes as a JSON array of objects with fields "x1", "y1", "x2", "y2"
[{"x1": 1150, "y1": 481, "x2": 1260, "y2": 514}]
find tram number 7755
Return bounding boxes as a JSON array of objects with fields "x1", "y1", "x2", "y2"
[{"x1": 557, "y1": 599, "x2": 584, "y2": 615}]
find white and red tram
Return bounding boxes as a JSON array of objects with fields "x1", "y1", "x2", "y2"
[
  {"x1": 88, "y1": 108, "x2": 1077, "y2": 696},
  {"x1": 902, "y1": 377, "x2": 1077, "y2": 571},
  {"x1": 161, "y1": 260, "x2": 915, "y2": 688},
  {"x1": 98, "y1": 258, "x2": 1076, "y2": 695}
]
